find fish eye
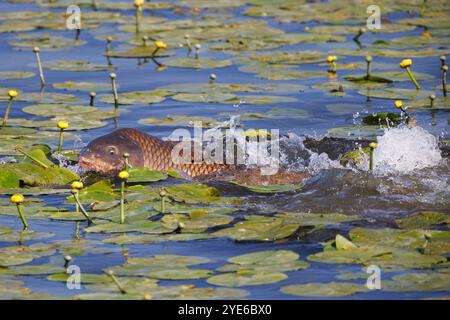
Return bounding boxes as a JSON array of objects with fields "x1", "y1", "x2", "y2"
[{"x1": 108, "y1": 146, "x2": 117, "y2": 155}]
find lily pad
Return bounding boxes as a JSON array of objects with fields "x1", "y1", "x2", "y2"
[
  {"x1": 165, "y1": 58, "x2": 233, "y2": 69},
  {"x1": 0, "y1": 71, "x2": 35, "y2": 79},
  {"x1": 207, "y1": 270, "x2": 287, "y2": 287},
  {"x1": 43, "y1": 60, "x2": 112, "y2": 72},
  {"x1": 396, "y1": 212, "x2": 449, "y2": 229},
  {"x1": 281, "y1": 282, "x2": 367, "y2": 297}
]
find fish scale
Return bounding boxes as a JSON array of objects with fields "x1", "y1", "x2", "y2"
[{"x1": 119, "y1": 128, "x2": 231, "y2": 177}]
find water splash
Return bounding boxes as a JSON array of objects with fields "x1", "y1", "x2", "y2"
[{"x1": 370, "y1": 126, "x2": 443, "y2": 175}]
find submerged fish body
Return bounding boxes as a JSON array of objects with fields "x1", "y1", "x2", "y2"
[{"x1": 79, "y1": 128, "x2": 307, "y2": 184}]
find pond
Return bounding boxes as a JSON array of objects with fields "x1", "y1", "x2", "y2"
[{"x1": 0, "y1": 0, "x2": 449, "y2": 299}]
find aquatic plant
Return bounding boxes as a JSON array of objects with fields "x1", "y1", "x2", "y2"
[
  {"x1": 32, "y1": 47, "x2": 45, "y2": 87},
  {"x1": 109, "y1": 73, "x2": 119, "y2": 112},
  {"x1": 1, "y1": 89, "x2": 18, "y2": 127},
  {"x1": 71, "y1": 181, "x2": 84, "y2": 214},
  {"x1": 326, "y1": 55, "x2": 337, "y2": 73},
  {"x1": 57, "y1": 121, "x2": 69, "y2": 152},
  {"x1": 152, "y1": 40, "x2": 167, "y2": 56},
  {"x1": 134, "y1": 0, "x2": 144, "y2": 34},
  {"x1": 123, "y1": 153, "x2": 130, "y2": 171},
  {"x1": 209, "y1": 73, "x2": 216, "y2": 85},
  {"x1": 159, "y1": 189, "x2": 167, "y2": 214},
  {"x1": 441, "y1": 58, "x2": 447, "y2": 97},
  {"x1": 194, "y1": 44, "x2": 201, "y2": 59},
  {"x1": 10, "y1": 194, "x2": 28, "y2": 230},
  {"x1": 400, "y1": 59, "x2": 420, "y2": 90},
  {"x1": 369, "y1": 142, "x2": 377, "y2": 172},
  {"x1": 105, "y1": 270, "x2": 127, "y2": 294},
  {"x1": 365, "y1": 55, "x2": 372, "y2": 79},
  {"x1": 89, "y1": 92, "x2": 96, "y2": 106},
  {"x1": 429, "y1": 94, "x2": 436, "y2": 108},
  {"x1": 118, "y1": 170, "x2": 129, "y2": 224},
  {"x1": 71, "y1": 187, "x2": 93, "y2": 223},
  {"x1": 184, "y1": 34, "x2": 192, "y2": 56},
  {"x1": 15, "y1": 146, "x2": 49, "y2": 169}
]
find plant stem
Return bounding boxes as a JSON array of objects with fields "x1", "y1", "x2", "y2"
[
  {"x1": 73, "y1": 191, "x2": 93, "y2": 223},
  {"x1": 1, "y1": 97, "x2": 13, "y2": 127},
  {"x1": 369, "y1": 148, "x2": 374, "y2": 172},
  {"x1": 443, "y1": 69, "x2": 447, "y2": 97},
  {"x1": 16, "y1": 204, "x2": 28, "y2": 230},
  {"x1": 406, "y1": 67, "x2": 421, "y2": 90},
  {"x1": 120, "y1": 180, "x2": 125, "y2": 224},
  {"x1": 366, "y1": 61, "x2": 371, "y2": 80},
  {"x1": 35, "y1": 51, "x2": 45, "y2": 87},
  {"x1": 58, "y1": 129, "x2": 64, "y2": 152},
  {"x1": 106, "y1": 271, "x2": 127, "y2": 294},
  {"x1": 15, "y1": 146, "x2": 49, "y2": 169}
]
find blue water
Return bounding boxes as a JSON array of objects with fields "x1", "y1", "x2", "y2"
[{"x1": 0, "y1": 0, "x2": 449, "y2": 299}]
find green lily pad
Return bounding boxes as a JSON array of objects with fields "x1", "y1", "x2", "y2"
[
  {"x1": 358, "y1": 88, "x2": 434, "y2": 100},
  {"x1": 213, "y1": 216, "x2": 299, "y2": 241},
  {"x1": 146, "y1": 268, "x2": 213, "y2": 280},
  {"x1": 100, "y1": 90, "x2": 170, "y2": 105},
  {"x1": 281, "y1": 282, "x2": 367, "y2": 297},
  {"x1": 396, "y1": 212, "x2": 449, "y2": 229},
  {"x1": 230, "y1": 181, "x2": 303, "y2": 193},
  {"x1": 43, "y1": 60, "x2": 112, "y2": 72},
  {"x1": 127, "y1": 167, "x2": 167, "y2": 183},
  {"x1": 0, "y1": 71, "x2": 35, "y2": 79},
  {"x1": 409, "y1": 97, "x2": 450, "y2": 110},
  {"x1": 165, "y1": 58, "x2": 233, "y2": 69},
  {"x1": 239, "y1": 63, "x2": 323, "y2": 80},
  {"x1": 243, "y1": 50, "x2": 324, "y2": 65},
  {"x1": 0, "y1": 156, "x2": 79, "y2": 188},
  {"x1": 22, "y1": 104, "x2": 96, "y2": 117},
  {"x1": 164, "y1": 183, "x2": 241, "y2": 205},
  {"x1": 327, "y1": 125, "x2": 382, "y2": 139},
  {"x1": 106, "y1": 46, "x2": 174, "y2": 59},
  {"x1": 362, "y1": 112, "x2": 403, "y2": 126},
  {"x1": 335, "y1": 234, "x2": 358, "y2": 251},
  {"x1": 161, "y1": 213, "x2": 233, "y2": 233},
  {"x1": 207, "y1": 270, "x2": 287, "y2": 287},
  {"x1": 171, "y1": 92, "x2": 236, "y2": 103},
  {"x1": 228, "y1": 250, "x2": 299, "y2": 266},
  {"x1": 384, "y1": 272, "x2": 450, "y2": 292},
  {"x1": 85, "y1": 220, "x2": 176, "y2": 234},
  {"x1": 52, "y1": 81, "x2": 112, "y2": 92}
]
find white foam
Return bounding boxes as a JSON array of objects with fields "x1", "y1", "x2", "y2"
[{"x1": 372, "y1": 126, "x2": 442, "y2": 174}]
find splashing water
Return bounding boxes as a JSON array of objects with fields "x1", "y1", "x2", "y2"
[{"x1": 371, "y1": 126, "x2": 443, "y2": 175}]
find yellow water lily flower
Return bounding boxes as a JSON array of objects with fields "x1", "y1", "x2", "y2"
[
  {"x1": 369, "y1": 142, "x2": 377, "y2": 149},
  {"x1": 134, "y1": 0, "x2": 145, "y2": 7},
  {"x1": 71, "y1": 181, "x2": 84, "y2": 190},
  {"x1": 10, "y1": 194, "x2": 24, "y2": 203},
  {"x1": 399, "y1": 59, "x2": 412, "y2": 68},
  {"x1": 118, "y1": 170, "x2": 129, "y2": 179},
  {"x1": 8, "y1": 90, "x2": 18, "y2": 98},
  {"x1": 154, "y1": 40, "x2": 167, "y2": 49},
  {"x1": 57, "y1": 121, "x2": 69, "y2": 130},
  {"x1": 327, "y1": 55, "x2": 337, "y2": 63},
  {"x1": 394, "y1": 100, "x2": 403, "y2": 108}
]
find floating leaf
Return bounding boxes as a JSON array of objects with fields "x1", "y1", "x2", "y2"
[
  {"x1": 281, "y1": 282, "x2": 367, "y2": 297},
  {"x1": 127, "y1": 167, "x2": 167, "y2": 183},
  {"x1": 0, "y1": 71, "x2": 34, "y2": 79},
  {"x1": 165, "y1": 58, "x2": 233, "y2": 69},
  {"x1": 396, "y1": 212, "x2": 449, "y2": 229},
  {"x1": 207, "y1": 270, "x2": 287, "y2": 287}
]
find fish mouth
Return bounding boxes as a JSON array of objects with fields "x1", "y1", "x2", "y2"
[{"x1": 78, "y1": 156, "x2": 121, "y2": 176}]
